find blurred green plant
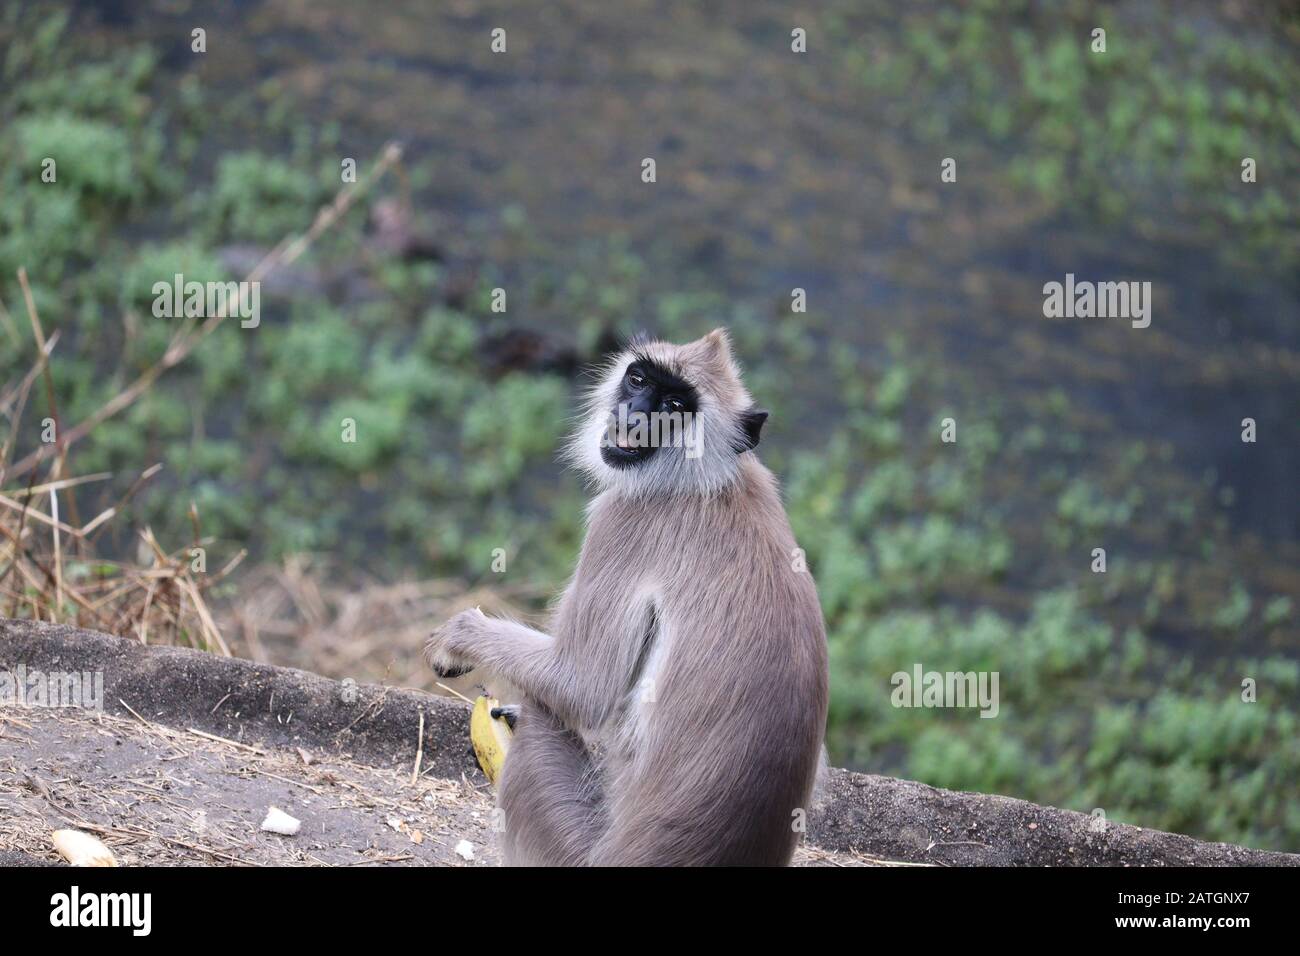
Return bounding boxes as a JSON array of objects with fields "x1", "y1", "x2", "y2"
[{"x1": 831, "y1": 0, "x2": 1300, "y2": 273}]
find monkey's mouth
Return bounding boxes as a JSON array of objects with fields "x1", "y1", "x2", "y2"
[{"x1": 600, "y1": 437, "x2": 658, "y2": 468}]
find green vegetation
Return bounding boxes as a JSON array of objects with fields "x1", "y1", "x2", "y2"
[
  {"x1": 1, "y1": 4, "x2": 1296, "y2": 853},
  {"x1": 0, "y1": 6, "x2": 584, "y2": 590},
  {"x1": 789, "y1": 354, "x2": 1299, "y2": 849},
  {"x1": 829, "y1": 0, "x2": 1300, "y2": 273}
]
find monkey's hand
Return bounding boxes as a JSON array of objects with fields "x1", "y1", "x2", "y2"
[{"x1": 424, "y1": 607, "x2": 489, "y2": 679}]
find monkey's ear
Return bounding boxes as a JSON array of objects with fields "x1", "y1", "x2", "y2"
[
  {"x1": 702, "y1": 327, "x2": 733, "y2": 361},
  {"x1": 736, "y1": 408, "x2": 768, "y2": 452}
]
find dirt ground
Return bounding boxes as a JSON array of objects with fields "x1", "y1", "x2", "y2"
[
  {"x1": 0, "y1": 706, "x2": 501, "y2": 867},
  {"x1": 0, "y1": 691, "x2": 874, "y2": 867}
]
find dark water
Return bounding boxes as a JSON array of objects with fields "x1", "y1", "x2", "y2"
[{"x1": 70, "y1": 0, "x2": 1299, "y2": 564}]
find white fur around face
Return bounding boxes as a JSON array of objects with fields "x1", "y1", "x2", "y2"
[{"x1": 563, "y1": 338, "x2": 754, "y2": 499}]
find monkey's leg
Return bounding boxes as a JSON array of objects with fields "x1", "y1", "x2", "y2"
[{"x1": 498, "y1": 702, "x2": 605, "y2": 866}]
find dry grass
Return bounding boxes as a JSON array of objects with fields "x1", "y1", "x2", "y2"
[
  {"x1": 219, "y1": 554, "x2": 545, "y2": 692},
  {"x1": 0, "y1": 144, "x2": 405, "y2": 656}
]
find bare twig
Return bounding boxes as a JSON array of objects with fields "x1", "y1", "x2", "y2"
[
  {"x1": 5, "y1": 143, "x2": 404, "y2": 481},
  {"x1": 411, "y1": 710, "x2": 425, "y2": 786},
  {"x1": 185, "y1": 728, "x2": 266, "y2": 755}
]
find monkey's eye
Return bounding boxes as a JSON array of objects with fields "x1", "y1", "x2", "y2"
[
  {"x1": 663, "y1": 396, "x2": 686, "y2": 413},
  {"x1": 626, "y1": 368, "x2": 646, "y2": 389}
]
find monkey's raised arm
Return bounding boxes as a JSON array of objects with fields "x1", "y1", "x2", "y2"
[
  {"x1": 427, "y1": 610, "x2": 598, "y2": 729},
  {"x1": 428, "y1": 596, "x2": 655, "y2": 734}
]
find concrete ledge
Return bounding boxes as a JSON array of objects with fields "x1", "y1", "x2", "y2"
[
  {"x1": 812, "y1": 768, "x2": 1294, "y2": 866},
  {"x1": 2, "y1": 619, "x2": 1296, "y2": 866},
  {"x1": 0, "y1": 619, "x2": 472, "y2": 779}
]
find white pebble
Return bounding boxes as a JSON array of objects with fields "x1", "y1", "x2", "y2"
[
  {"x1": 52, "y1": 829, "x2": 118, "y2": 867},
  {"x1": 260, "y1": 806, "x2": 301, "y2": 836}
]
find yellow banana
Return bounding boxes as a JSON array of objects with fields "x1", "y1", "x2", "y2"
[{"x1": 470, "y1": 695, "x2": 512, "y2": 785}]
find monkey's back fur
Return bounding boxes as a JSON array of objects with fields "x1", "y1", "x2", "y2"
[{"x1": 499, "y1": 455, "x2": 828, "y2": 866}]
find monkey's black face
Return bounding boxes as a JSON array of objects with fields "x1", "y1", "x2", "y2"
[{"x1": 600, "y1": 359, "x2": 699, "y2": 469}]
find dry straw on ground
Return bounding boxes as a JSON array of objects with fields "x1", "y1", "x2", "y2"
[
  {"x1": 0, "y1": 704, "x2": 882, "y2": 867},
  {"x1": 0, "y1": 144, "x2": 405, "y2": 656}
]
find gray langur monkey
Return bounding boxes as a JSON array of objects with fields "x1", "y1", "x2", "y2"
[{"x1": 425, "y1": 328, "x2": 829, "y2": 866}]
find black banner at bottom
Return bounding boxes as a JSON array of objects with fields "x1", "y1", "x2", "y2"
[{"x1": 1, "y1": 863, "x2": 1290, "y2": 941}]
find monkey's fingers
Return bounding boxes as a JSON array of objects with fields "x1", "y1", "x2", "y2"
[
  {"x1": 424, "y1": 628, "x2": 474, "y2": 679},
  {"x1": 490, "y1": 704, "x2": 520, "y2": 730},
  {"x1": 432, "y1": 662, "x2": 474, "y2": 679}
]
